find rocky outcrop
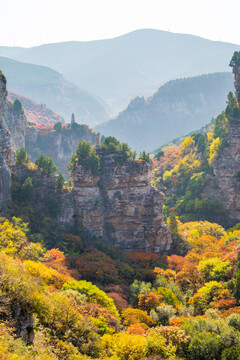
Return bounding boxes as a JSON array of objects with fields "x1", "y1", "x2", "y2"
[
  {"x1": 4, "y1": 101, "x2": 26, "y2": 150},
  {"x1": 205, "y1": 65, "x2": 240, "y2": 224},
  {"x1": 0, "y1": 293, "x2": 34, "y2": 345},
  {"x1": 70, "y1": 149, "x2": 172, "y2": 253},
  {"x1": 12, "y1": 303, "x2": 34, "y2": 345},
  {"x1": 0, "y1": 70, "x2": 26, "y2": 210},
  {"x1": 205, "y1": 124, "x2": 240, "y2": 223}
]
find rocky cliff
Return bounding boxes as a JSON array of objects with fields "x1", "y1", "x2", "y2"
[
  {"x1": 4, "y1": 100, "x2": 26, "y2": 151},
  {"x1": 69, "y1": 149, "x2": 172, "y2": 253},
  {"x1": 204, "y1": 63, "x2": 240, "y2": 224},
  {"x1": 205, "y1": 123, "x2": 240, "y2": 223},
  {"x1": 0, "y1": 70, "x2": 171, "y2": 254},
  {"x1": 0, "y1": 71, "x2": 26, "y2": 209},
  {"x1": 11, "y1": 147, "x2": 172, "y2": 254},
  {"x1": 0, "y1": 73, "x2": 16, "y2": 208}
]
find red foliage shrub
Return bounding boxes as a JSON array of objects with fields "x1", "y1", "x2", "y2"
[
  {"x1": 138, "y1": 292, "x2": 163, "y2": 312},
  {"x1": 127, "y1": 252, "x2": 158, "y2": 268},
  {"x1": 213, "y1": 298, "x2": 237, "y2": 310},
  {"x1": 80, "y1": 303, "x2": 120, "y2": 331},
  {"x1": 127, "y1": 322, "x2": 146, "y2": 335},
  {"x1": 67, "y1": 251, "x2": 120, "y2": 284},
  {"x1": 167, "y1": 255, "x2": 190, "y2": 272},
  {"x1": 107, "y1": 293, "x2": 129, "y2": 312},
  {"x1": 220, "y1": 307, "x2": 240, "y2": 317}
]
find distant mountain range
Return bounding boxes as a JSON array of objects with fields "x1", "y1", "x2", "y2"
[
  {"x1": 95, "y1": 72, "x2": 234, "y2": 152},
  {"x1": 0, "y1": 56, "x2": 108, "y2": 126},
  {"x1": 0, "y1": 29, "x2": 239, "y2": 113}
]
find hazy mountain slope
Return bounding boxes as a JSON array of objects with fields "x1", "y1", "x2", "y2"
[
  {"x1": 95, "y1": 72, "x2": 234, "y2": 152},
  {"x1": 0, "y1": 56, "x2": 108, "y2": 126},
  {"x1": 8, "y1": 92, "x2": 63, "y2": 125},
  {"x1": 0, "y1": 29, "x2": 238, "y2": 113}
]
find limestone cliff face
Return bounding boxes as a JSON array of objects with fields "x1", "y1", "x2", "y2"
[
  {"x1": 205, "y1": 124, "x2": 240, "y2": 222},
  {"x1": 205, "y1": 64, "x2": 240, "y2": 224},
  {"x1": 4, "y1": 101, "x2": 26, "y2": 150},
  {"x1": 0, "y1": 293, "x2": 34, "y2": 345},
  {"x1": 0, "y1": 73, "x2": 15, "y2": 208},
  {"x1": 0, "y1": 71, "x2": 26, "y2": 209},
  {"x1": 71, "y1": 149, "x2": 172, "y2": 253}
]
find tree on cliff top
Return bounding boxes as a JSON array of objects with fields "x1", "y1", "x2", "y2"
[
  {"x1": 229, "y1": 51, "x2": 240, "y2": 67},
  {"x1": 101, "y1": 136, "x2": 120, "y2": 152},
  {"x1": 101, "y1": 136, "x2": 136, "y2": 162},
  {"x1": 139, "y1": 150, "x2": 151, "y2": 164},
  {"x1": 13, "y1": 99, "x2": 23, "y2": 113},
  {"x1": 225, "y1": 91, "x2": 240, "y2": 122},
  {"x1": 35, "y1": 155, "x2": 58, "y2": 176},
  {"x1": 53, "y1": 122, "x2": 62, "y2": 133},
  {"x1": 68, "y1": 141, "x2": 100, "y2": 176}
]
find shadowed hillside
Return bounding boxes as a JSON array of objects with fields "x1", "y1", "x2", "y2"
[
  {"x1": 0, "y1": 56, "x2": 109, "y2": 126},
  {"x1": 8, "y1": 92, "x2": 63, "y2": 125},
  {"x1": 95, "y1": 72, "x2": 234, "y2": 152}
]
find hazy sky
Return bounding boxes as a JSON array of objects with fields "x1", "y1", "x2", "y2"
[{"x1": 1, "y1": 0, "x2": 240, "y2": 47}]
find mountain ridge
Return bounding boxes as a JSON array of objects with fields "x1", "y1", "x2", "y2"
[
  {"x1": 0, "y1": 28, "x2": 239, "y2": 113},
  {"x1": 95, "y1": 72, "x2": 234, "y2": 152}
]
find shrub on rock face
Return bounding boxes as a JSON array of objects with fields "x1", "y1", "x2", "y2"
[
  {"x1": 56, "y1": 172, "x2": 65, "y2": 189},
  {"x1": 16, "y1": 148, "x2": 29, "y2": 165},
  {"x1": 21, "y1": 176, "x2": 33, "y2": 200}
]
